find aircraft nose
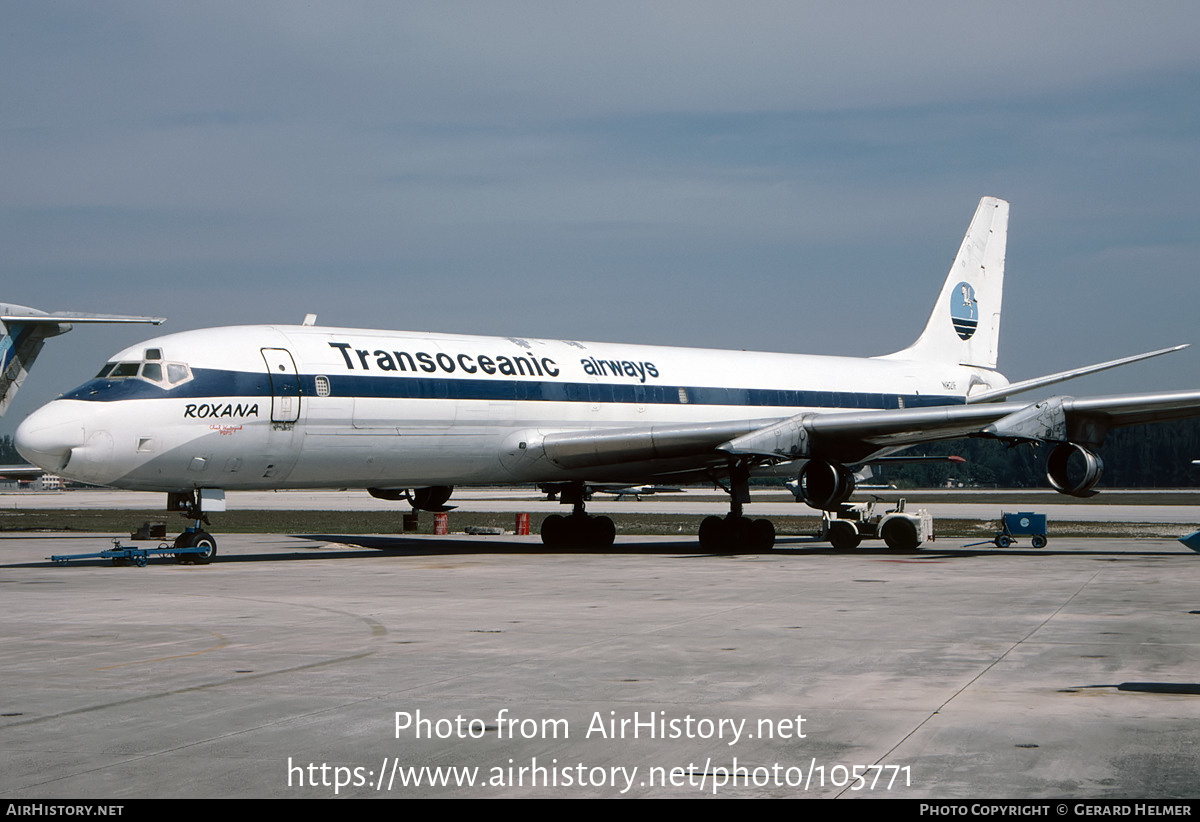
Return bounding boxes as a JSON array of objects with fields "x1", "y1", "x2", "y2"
[{"x1": 14, "y1": 401, "x2": 87, "y2": 473}]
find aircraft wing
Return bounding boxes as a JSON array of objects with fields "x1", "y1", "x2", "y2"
[
  {"x1": 0, "y1": 464, "x2": 44, "y2": 480},
  {"x1": 541, "y1": 418, "x2": 776, "y2": 472},
  {"x1": 533, "y1": 390, "x2": 1200, "y2": 481},
  {"x1": 720, "y1": 389, "x2": 1200, "y2": 460}
]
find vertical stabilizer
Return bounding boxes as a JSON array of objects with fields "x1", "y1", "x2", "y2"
[
  {"x1": 882, "y1": 196, "x2": 1008, "y2": 369},
  {"x1": 0, "y1": 307, "x2": 58, "y2": 418}
]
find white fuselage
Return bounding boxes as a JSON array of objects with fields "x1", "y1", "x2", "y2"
[{"x1": 15, "y1": 324, "x2": 1004, "y2": 492}]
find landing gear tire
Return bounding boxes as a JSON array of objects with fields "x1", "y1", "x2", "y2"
[
  {"x1": 589, "y1": 515, "x2": 616, "y2": 548},
  {"x1": 540, "y1": 514, "x2": 566, "y2": 548},
  {"x1": 698, "y1": 515, "x2": 774, "y2": 552},
  {"x1": 175, "y1": 530, "x2": 218, "y2": 565},
  {"x1": 539, "y1": 514, "x2": 616, "y2": 549},
  {"x1": 827, "y1": 520, "x2": 861, "y2": 551},
  {"x1": 881, "y1": 518, "x2": 919, "y2": 551},
  {"x1": 750, "y1": 518, "x2": 775, "y2": 551},
  {"x1": 698, "y1": 515, "x2": 729, "y2": 552}
]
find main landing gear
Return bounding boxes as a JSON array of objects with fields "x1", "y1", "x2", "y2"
[
  {"x1": 167, "y1": 490, "x2": 218, "y2": 565},
  {"x1": 539, "y1": 466, "x2": 779, "y2": 553},
  {"x1": 698, "y1": 514, "x2": 776, "y2": 553},
  {"x1": 539, "y1": 483, "x2": 616, "y2": 549},
  {"x1": 697, "y1": 461, "x2": 776, "y2": 552}
]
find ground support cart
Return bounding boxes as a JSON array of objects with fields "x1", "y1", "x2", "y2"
[
  {"x1": 820, "y1": 498, "x2": 934, "y2": 551},
  {"x1": 991, "y1": 512, "x2": 1048, "y2": 548}
]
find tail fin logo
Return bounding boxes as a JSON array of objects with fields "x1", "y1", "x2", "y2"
[{"x1": 950, "y1": 282, "x2": 978, "y2": 340}]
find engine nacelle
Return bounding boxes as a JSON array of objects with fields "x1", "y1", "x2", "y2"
[
  {"x1": 409, "y1": 485, "x2": 455, "y2": 511},
  {"x1": 1046, "y1": 443, "x2": 1104, "y2": 498},
  {"x1": 796, "y1": 460, "x2": 856, "y2": 511},
  {"x1": 368, "y1": 485, "x2": 456, "y2": 511}
]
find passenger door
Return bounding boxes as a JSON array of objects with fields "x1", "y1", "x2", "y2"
[{"x1": 261, "y1": 348, "x2": 301, "y2": 424}]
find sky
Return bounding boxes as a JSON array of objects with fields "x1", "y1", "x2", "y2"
[{"x1": 2, "y1": 1, "x2": 1199, "y2": 436}]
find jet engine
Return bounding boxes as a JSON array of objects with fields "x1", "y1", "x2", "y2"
[
  {"x1": 408, "y1": 485, "x2": 455, "y2": 511},
  {"x1": 796, "y1": 460, "x2": 856, "y2": 511},
  {"x1": 1045, "y1": 443, "x2": 1104, "y2": 498}
]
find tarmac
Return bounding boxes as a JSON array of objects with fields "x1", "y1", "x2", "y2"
[{"x1": 2, "y1": 506, "x2": 1200, "y2": 798}]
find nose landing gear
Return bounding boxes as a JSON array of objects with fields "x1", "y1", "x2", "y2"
[
  {"x1": 173, "y1": 528, "x2": 217, "y2": 565},
  {"x1": 168, "y1": 490, "x2": 219, "y2": 564}
]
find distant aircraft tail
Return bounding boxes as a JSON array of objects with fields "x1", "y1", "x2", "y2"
[
  {"x1": 881, "y1": 196, "x2": 1008, "y2": 370},
  {"x1": 0, "y1": 304, "x2": 165, "y2": 417},
  {"x1": 0, "y1": 306, "x2": 62, "y2": 418}
]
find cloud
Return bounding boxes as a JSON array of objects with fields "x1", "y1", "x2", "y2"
[{"x1": 1, "y1": 2, "x2": 1198, "y2": 431}]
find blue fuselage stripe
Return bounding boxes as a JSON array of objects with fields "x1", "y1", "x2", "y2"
[{"x1": 59, "y1": 367, "x2": 965, "y2": 411}]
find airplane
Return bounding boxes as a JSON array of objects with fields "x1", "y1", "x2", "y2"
[
  {"x1": 1, "y1": 303, "x2": 165, "y2": 418},
  {"x1": 0, "y1": 465, "x2": 48, "y2": 482},
  {"x1": 13, "y1": 197, "x2": 1200, "y2": 560}
]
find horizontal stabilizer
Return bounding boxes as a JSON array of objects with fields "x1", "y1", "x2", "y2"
[
  {"x1": 1, "y1": 311, "x2": 166, "y2": 326},
  {"x1": 966, "y1": 345, "x2": 1189, "y2": 403}
]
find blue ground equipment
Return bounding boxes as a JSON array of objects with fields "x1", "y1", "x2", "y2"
[
  {"x1": 49, "y1": 531, "x2": 216, "y2": 567},
  {"x1": 993, "y1": 511, "x2": 1048, "y2": 548}
]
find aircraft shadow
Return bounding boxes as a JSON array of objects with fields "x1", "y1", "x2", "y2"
[
  {"x1": 1071, "y1": 682, "x2": 1200, "y2": 696},
  {"x1": 3, "y1": 535, "x2": 1188, "y2": 568},
  {"x1": 294, "y1": 533, "x2": 725, "y2": 556}
]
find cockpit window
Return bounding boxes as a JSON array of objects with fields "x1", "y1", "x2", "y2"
[{"x1": 95, "y1": 356, "x2": 192, "y2": 388}]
